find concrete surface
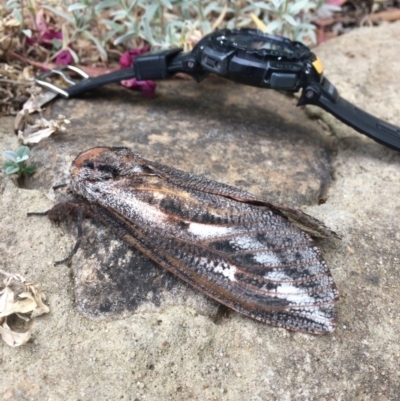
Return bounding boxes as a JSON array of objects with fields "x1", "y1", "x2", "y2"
[{"x1": 1, "y1": 22, "x2": 400, "y2": 400}]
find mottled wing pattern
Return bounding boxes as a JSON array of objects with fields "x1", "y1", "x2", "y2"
[
  {"x1": 70, "y1": 147, "x2": 340, "y2": 334},
  {"x1": 147, "y1": 157, "x2": 340, "y2": 240}
]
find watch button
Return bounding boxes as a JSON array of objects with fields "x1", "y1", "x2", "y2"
[
  {"x1": 200, "y1": 48, "x2": 232, "y2": 74},
  {"x1": 270, "y1": 72, "x2": 298, "y2": 90}
]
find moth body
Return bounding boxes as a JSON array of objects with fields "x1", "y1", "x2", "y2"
[{"x1": 63, "y1": 147, "x2": 339, "y2": 334}]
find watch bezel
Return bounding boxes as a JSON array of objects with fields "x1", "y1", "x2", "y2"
[{"x1": 203, "y1": 29, "x2": 313, "y2": 62}]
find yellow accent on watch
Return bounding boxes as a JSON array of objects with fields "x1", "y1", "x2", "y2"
[{"x1": 312, "y1": 57, "x2": 324, "y2": 74}]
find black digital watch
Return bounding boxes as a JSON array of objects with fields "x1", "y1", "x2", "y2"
[{"x1": 36, "y1": 28, "x2": 400, "y2": 152}]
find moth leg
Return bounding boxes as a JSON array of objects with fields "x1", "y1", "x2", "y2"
[
  {"x1": 52, "y1": 183, "x2": 68, "y2": 191},
  {"x1": 54, "y1": 207, "x2": 84, "y2": 266},
  {"x1": 27, "y1": 210, "x2": 50, "y2": 217},
  {"x1": 26, "y1": 184, "x2": 68, "y2": 218},
  {"x1": 28, "y1": 203, "x2": 85, "y2": 265}
]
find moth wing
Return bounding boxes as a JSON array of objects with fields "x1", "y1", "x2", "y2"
[
  {"x1": 165, "y1": 228, "x2": 338, "y2": 334},
  {"x1": 148, "y1": 159, "x2": 339, "y2": 239},
  {"x1": 92, "y1": 203, "x2": 339, "y2": 335},
  {"x1": 76, "y1": 148, "x2": 339, "y2": 334}
]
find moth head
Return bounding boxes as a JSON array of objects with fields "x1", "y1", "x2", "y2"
[
  {"x1": 71, "y1": 147, "x2": 156, "y2": 181},
  {"x1": 72, "y1": 147, "x2": 125, "y2": 180}
]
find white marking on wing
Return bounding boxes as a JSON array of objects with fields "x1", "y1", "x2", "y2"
[
  {"x1": 263, "y1": 270, "x2": 293, "y2": 281},
  {"x1": 85, "y1": 183, "x2": 168, "y2": 228},
  {"x1": 229, "y1": 235, "x2": 264, "y2": 251},
  {"x1": 188, "y1": 222, "x2": 235, "y2": 239},
  {"x1": 122, "y1": 192, "x2": 167, "y2": 225},
  {"x1": 214, "y1": 262, "x2": 237, "y2": 282},
  {"x1": 274, "y1": 283, "x2": 315, "y2": 304},
  {"x1": 199, "y1": 258, "x2": 237, "y2": 282},
  {"x1": 253, "y1": 252, "x2": 281, "y2": 266}
]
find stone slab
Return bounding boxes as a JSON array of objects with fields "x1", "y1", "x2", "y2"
[{"x1": 1, "y1": 21, "x2": 400, "y2": 401}]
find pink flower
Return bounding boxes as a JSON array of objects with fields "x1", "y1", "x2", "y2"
[
  {"x1": 28, "y1": 10, "x2": 63, "y2": 47},
  {"x1": 326, "y1": 0, "x2": 345, "y2": 5},
  {"x1": 55, "y1": 49, "x2": 74, "y2": 65},
  {"x1": 27, "y1": 10, "x2": 74, "y2": 66},
  {"x1": 119, "y1": 48, "x2": 156, "y2": 98},
  {"x1": 119, "y1": 47, "x2": 151, "y2": 68},
  {"x1": 120, "y1": 78, "x2": 157, "y2": 98},
  {"x1": 40, "y1": 29, "x2": 63, "y2": 45}
]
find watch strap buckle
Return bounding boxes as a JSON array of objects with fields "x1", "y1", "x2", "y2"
[{"x1": 35, "y1": 66, "x2": 90, "y2": 98}]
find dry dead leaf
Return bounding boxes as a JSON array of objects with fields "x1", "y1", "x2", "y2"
[
  {"x1": 14, "y1": 86, "x2": 58, "y2": 132},
  {"x1": 28, "y1": 285, "x2": 50, "y2": 318},
  {"x1": 0, "y1": 287, "x2": 38, "y2": 317},
  {"x1": 0, "y1": 320, "x2": 32, "y2": 347},
  {"x1": 0, "y1": 269, "x2": 50, "y2": 347},
  {"x1": 17, "y1": 113, "x2": 70, "y2": 144}
]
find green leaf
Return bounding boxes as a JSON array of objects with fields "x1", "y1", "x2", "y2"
[
  {"x1": 265, "y1": 19, "x2": 284, "y2": 34},
  {"x1": 110, "y1": 9, "x2": 128, "y2": 20},
  {"x1": 5, "y1": 165, "x2": 20, "y2": 175},
  {"x1": 95, "y1": 0, "x2": 120, "y2": 12},
  {"x1": 102, "y1": 19, "x2": 124, "y2": 32},
  {"x1": 3, "y1": 161, "x2": 15, "y2": 169},
  {"x1": 200, "y1": 20, "x2": 212, "y2": 35},
  {"x1": 23, "y1": 29, "x2": 32, "y2": 38},
  {"x1": 272, "y1": 0, "x2": 285, "y2": 10},
  {"x1": 83, "y1": 31, "x2": 108, "y2": 61},
  {"x1": 16, "y1": 146, "x2": 30, "y2": 159},
  {"x1": 288, "y1": 0, "x2": 310, "y2": 15},
  {"x1": 68, "y1": 3, "x2": 87, "y2": 12},
  {"x1": 127, "y1": 0, "x2": 139, "y2": 13},
  {"x1": 5, "y1": 0, "x2": 20, "y2": 10},
  {"x1": 141, "y1": 18, "x2": 155, "y2": 45},
  {"x1": 143, "y1": 3, "x2": 159, "y2": 22},
  {"x1": 102, "y1": 30, "x2": 117, "y2": 45},
  {"x1": 3, "y1": 151, "x2": 17, "y2": 163},
  {"x1": 21, "y1": 166, "x2": 36, "y2": 175},
  {"x1": 68, "y1": 48, "x2": 80, "y2": 64},
  {"x1": 42, "y1": 5, "x2": 74, "y2": 24},
  {"x1": 13, "y1": 8, "x2": 23, "y2": 24},
  {"x1": 114, "y1": 31, "x2": 138, "y2": 46},
  {"x1": 16, "y1": 155, "x2": 29, "y2": 163},
  {"x1": 52, "y1": 38, "x2": 63, "y2": 50},
  {"x1": 255, "y1": 3, "x2": 273, "y2": 12},
  {"x1": 283, "y1": 14, "x2": 298, "y2": 26},
  {"x1": 158, "y1": 0, "x2": 172, "y2": 9}
]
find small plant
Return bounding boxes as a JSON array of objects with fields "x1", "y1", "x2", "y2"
[
  {"x1": 3, "y1": 146, "x2": 36, "y2": 175},
  {"x1": 2, "y1": 0, "x2": 341, "y2": 68},
  {"x1": 250, "y1": 0, "x2": 341, "y2": 44}
]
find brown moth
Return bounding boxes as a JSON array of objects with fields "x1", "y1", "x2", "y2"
[{"x1": 45, "y1": 147, "x2": 339, "y2": 334}]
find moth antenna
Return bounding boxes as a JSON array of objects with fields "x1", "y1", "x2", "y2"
[
  {"x1": 27, "y1": 210, "x2": 50, "y2": 217},
  {"x1": 27, "y1": 183, "x2": 68, "y2": 217},
  {"x1": 54, "y1": 208, "x2": 84, "y2": 266},
  {"x1": 53, "y1": 183, "x2": 68, "y2": 191}
]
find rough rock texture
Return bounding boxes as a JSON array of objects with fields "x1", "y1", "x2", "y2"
[{"x1": 1, "y1": 22, "x2": 400, "y2": 401}]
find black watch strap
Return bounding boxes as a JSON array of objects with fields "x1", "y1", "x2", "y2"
[
  {"x1": 35, "y1": 65, "x2": 137, "y2": 98},
  {"x1": 34, "y1": 48, "x2": 185, "y2": 98},
  {"x1": 299, "y1": 78, "x2": 400, "y2": 151},
  {"x1": 67, "y1": 68, "x2": 136, "y2": 97},
  {"x1": 34, "y1": 49, "x2": 400, "y2": 152}
]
